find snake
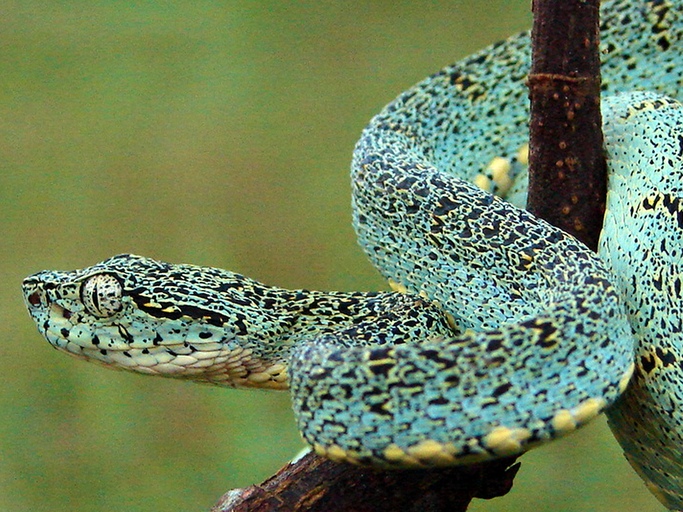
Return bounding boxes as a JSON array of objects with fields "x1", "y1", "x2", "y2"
[{"x1": 21, "y1": 0, "x2": 683, "y2": 508}]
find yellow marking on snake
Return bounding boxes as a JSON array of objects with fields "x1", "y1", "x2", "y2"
[
  {"x1": 551, "y1": 410, "x2": 577, "y2": 434},
  {"x1": 483, "y1": 426, "x2": 533, "y2": 456}
]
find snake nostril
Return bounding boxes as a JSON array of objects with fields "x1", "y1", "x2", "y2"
[{"x1": 28, "y1": 291, "x2": 42, "y2": 307}]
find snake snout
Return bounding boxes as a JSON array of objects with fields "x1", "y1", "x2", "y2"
[
  {"x1": 22, "y1": 276, "x2": 48, "y2": 311},
  {"x1": 22, "y1": 273, "x2": 78, "y2": 327}
]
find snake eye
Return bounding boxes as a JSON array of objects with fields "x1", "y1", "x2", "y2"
[{"x1": 81, "y1": 274, "x2": 123, "y2": 317}]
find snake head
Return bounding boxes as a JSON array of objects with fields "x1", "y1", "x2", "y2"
[
  {"x1": 22, "y1": 254, "x2": 289, "y2": 388},
  {"x1": 23, "y1": 255, "x2": 133, "y2": 358}
]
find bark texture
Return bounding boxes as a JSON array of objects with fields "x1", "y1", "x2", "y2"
[
  {"x1": 212, "y1": 451, "x2": 519, "y2": 512},
  {"x1": 527, "y1": 0, "x2": 605, "y2": 250}
]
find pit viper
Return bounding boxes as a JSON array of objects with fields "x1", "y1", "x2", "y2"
[{"x1": 22, "y1": 0, "x2": 683, "y2": 508}]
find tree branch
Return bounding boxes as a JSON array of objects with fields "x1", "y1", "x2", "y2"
[
  {"x1": 527, "y1": 0, "x2": 605, "y2": 250},
  {"x1": 212, "y1": 451, "x2": 519, "y2": 512}
]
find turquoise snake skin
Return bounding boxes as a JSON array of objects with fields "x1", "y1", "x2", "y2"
[{"x1": 21, "y1": 0, "x2": 683, "y2": 508}]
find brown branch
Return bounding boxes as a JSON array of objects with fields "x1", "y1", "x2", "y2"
[
  {"x1": 212, "y1": 451, "x2": 519, "y2": 512},
  {"x1": 214, "y1": 1, "x2": 605, "y2": 510},
  {"x1": 527, "y1": 0, "x2": 605, "y2": 250}
]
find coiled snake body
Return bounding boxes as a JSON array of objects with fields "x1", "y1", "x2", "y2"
[{"x1": 22, "y1": 0, "x2": 683, "y2": 508}]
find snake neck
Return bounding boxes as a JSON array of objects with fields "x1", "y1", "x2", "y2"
[{"x1": 164, "y1": 282, "x2": 456, "y2": 388}]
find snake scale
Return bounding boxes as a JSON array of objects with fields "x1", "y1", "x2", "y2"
[{"x1": 22, "y1": 0, "x2": 683, "y2": 508}]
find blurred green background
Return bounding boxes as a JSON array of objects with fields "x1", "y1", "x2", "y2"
[{"x1": 0, "y1": 2, "x2": 664, "y2": 511}]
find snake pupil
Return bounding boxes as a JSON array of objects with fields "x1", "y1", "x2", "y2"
[{"x1": 90, "y1": 286, "x2": 100, "y2": 311}]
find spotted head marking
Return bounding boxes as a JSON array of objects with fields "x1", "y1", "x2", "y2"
[{"x1": 22, "y1": 254, "x2": 290, "y2": 388}]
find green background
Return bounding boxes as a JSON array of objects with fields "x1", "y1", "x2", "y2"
[{"x1": 0, "y1": 2, "x2": 664, "y2": 511}]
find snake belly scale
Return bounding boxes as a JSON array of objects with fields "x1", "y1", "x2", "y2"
[{"x1": 21, "y1": 0, "x2": 683, "y2": 508}]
